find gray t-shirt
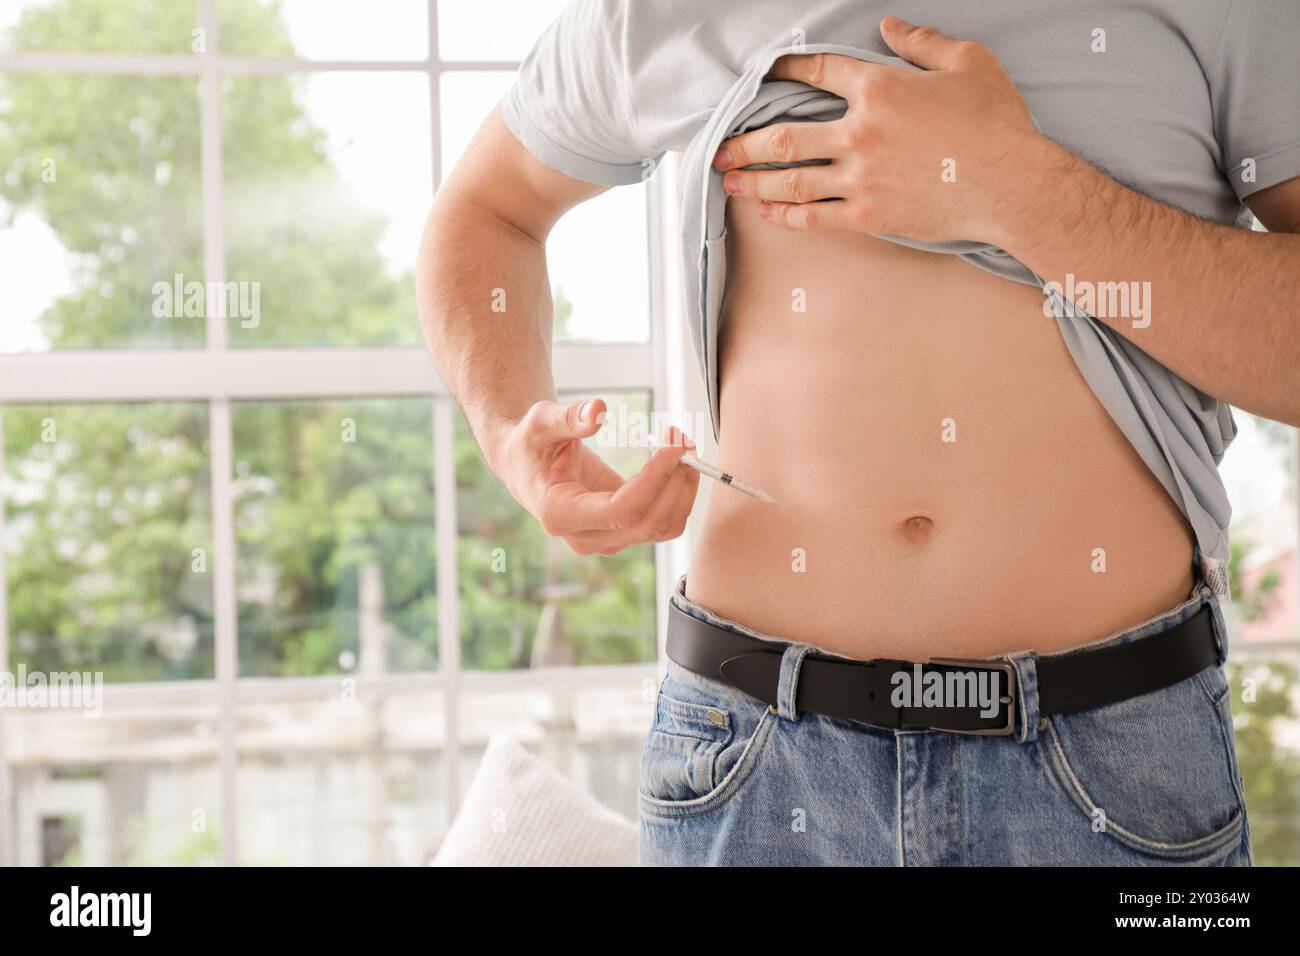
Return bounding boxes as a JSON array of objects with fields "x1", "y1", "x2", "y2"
[{"x1": 501, "y1": 0, "x2": 1300, "y2": 598}]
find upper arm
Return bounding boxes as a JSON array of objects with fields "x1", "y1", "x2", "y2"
[
  {"x1": 1208, "y1": 0, "x2": 1300, "y2": 208},
  {"x1": 438, "y1": 106, "x2": 608, "y2": 244},
  {"x1": 437, "y1": 0, "x2": 655, "y2": 241},
  {"x1": 1246, "y1": 176, "x2": 1300, "y2": 234}
]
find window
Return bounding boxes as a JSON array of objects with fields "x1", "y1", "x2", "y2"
[
  {"x1": 1219, "y1": 413, "x2": 1300, "y2": 864},
  {"x1": 0, "y1": 0, "x2": 669, "y2": 866},
  {"x1": 4, "y1": 0, "x2": 1297, "y2": 868}
]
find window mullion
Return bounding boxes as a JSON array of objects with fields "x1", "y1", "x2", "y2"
[
  {"x1": 434, "y1": 397, "x2": 462, "y2": 820},
  {"x1": 0, "y1": 411, "x2": 12, "y2": 867},
  {"x1": 199, "y1": 0, "x2": 227, "y2": 350},
  {"x1": 208, "y1": 398, "x2": 239, "y2": 868},
  {"x1": 197, "y1": 0, "x2": 238, "y2": 867}
]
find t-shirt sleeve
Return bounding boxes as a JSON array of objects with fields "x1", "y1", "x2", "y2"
[
  {"x1": 500, "y1": 0, "x2": 659, "y2": 187},
  {"x1": 1207, "y1": 0, "x2": 1300, "y2": 201}
]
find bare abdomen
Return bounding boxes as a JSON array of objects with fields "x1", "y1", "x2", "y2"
[{"x1": 685, "y1": 197, "x2": 1194, "y2": 660}]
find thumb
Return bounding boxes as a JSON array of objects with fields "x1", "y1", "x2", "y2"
[
  {"x1": 880, "y1": 17, "x2": 964, "y2": 71},
  {"x1": 526, "y1": 397, "x2": 607, "y2": 447}
]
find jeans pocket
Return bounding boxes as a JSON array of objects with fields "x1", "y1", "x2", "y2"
[
  {"x1": 1040, "y1": 666, "x2": 1247, "y2": 862},
  {"x1": 638, "y1": 662, "x2": 774, "y2": 816}
]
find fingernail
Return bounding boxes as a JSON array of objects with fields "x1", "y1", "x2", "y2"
[
  {"x1": 758, "y1": 201, "x2": 772, "y2": 219},
  {"x1": 723, "y1": 171, "x2": 742, "y2": 194},
  {"x1": 683, "y1": 434, "x2": 696, "y2": 450},
  {"x1": 578, "y1": 401, "x2": 592, "y2": 422},
  {"x1": 713, "y1": 146, "x2": 732, "y2": 169}
]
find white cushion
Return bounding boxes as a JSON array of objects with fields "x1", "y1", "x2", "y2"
[{"x1": 431, "y1": 736, "x2": 638, "y2": 867}]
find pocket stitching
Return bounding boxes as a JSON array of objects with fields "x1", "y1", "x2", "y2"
[
  {"x1": 639, "y1": 707, "x2": 776, "y2": 818},
  {"x1": 657, "y1": 693, "x2": 734, "y2": 741},
  {"x1": 1194, "y1": 665, "x2": 1231, "y2": 709},
  {"x1": 1196, "y1": 668, "x2": 1252, "y2": 830},
  {"x1": 1040, "y1": 716, "x2": 1244, "y2": 860}
]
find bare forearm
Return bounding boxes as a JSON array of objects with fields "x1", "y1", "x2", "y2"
[
  {"x1": 416, "y1": 192, "x2": 557, "y2": 470},
  {"x1": 998, "y1": 134, "x2": 1300, "y2": 425}
]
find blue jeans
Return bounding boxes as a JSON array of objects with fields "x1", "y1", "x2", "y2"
[{"x1": 638, "y1": 575, "x2": 1252, "y2": 866}]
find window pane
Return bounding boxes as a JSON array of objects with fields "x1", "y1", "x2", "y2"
[
  {"x1": 0, "y1": 74, "x2": 204, "y2": 352},
  {"x1": 1222, "y1": 417, "x2": 1300, "y2": 865},
  {"x1": 3, "y1": 403, "x2": 214, "y2": 681},
  {"x1": 1227, "y1": 653, "x2": 1300, "y2": 865},
  {"x1": 222, "y1": 72, "x2": 431, "y2": 346},
  {"x1": 1222, "y1": 415, "x2": 1298, "y2": 640},
  {"x1": 5, "y1": 698, "x2": 223, "y2": 865},
  {"x1": 236, "y1": 685, "x2": 446, "y2": 865},
  {"x1": 457, "y1": 390, "x2": 657, "y2": 670},
  {"x1": 0, "y1": 0, "x2": 198, "y2": 54},
  {"x1": 437, "y1": 0, "x2": 566, "y2": 61},
  {"x1": 439, "y1": 72, "x2": 650, "y2": 344},
  {"x1": 219, "y1": 0, "x2": 427, "y2": 60},
  {"x1": 548, "y1": 187, "x2": 650, "y2": 343},
  {"x1": 233, "y1": 398, "x2": 437, "y2": 677},
  {"x1": 458, "y1": 681, "x2": 653, "y2": 822},
  {"x1": 437, "y1": 70, "x2": 513, "y2": 184}
]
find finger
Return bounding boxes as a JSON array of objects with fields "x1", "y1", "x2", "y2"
[
  {"x1": 663, "y1": 451, "x2": 702, "y2": 531},
  {"x1": 879, "y1": 17, "x2": 974, "y2": 71},
  {"x1": 573, "y1": 449, "x2": 702, "y2": 555},
  {"x1": 629, "y1": 426, "x2": 700, "y2": 544},
  {"x1": 563, "y1": 529, "x2": 634, "y2": 556},
  {"x1": 566, "y1": 465, "x2": 696, "y2": 554},
  {"x1": 713, "y1": 120, "x2": 842, "y2": 171},
  {"x1": 523, "y1": 397, "x2": 606, "y2": 449},
  {"x1": 722, "y1": 163, "x2": 846, "y2": 204},
  {"x1": 568, "y1": 476, "x2": 685, "y2": 553},
  {"x1": 539, "y1": 439, "x2": 686, "y2": 535},
  {"x1": 569, "y1": 426, "x2": 696, "y2": 552},
  {"x1": 577, "y1": 445, "x2": 624, "y2": 494},
  {"x1": 758, "y1": 198, "x2": 862, "y2": 232},
  {"x1": 766, "y1": 52, "x2": 880, "y2": 100}
]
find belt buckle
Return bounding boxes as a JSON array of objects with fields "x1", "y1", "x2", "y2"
[{"x1": 924, "y1": 658, "x2": 1018, "y2": 736}]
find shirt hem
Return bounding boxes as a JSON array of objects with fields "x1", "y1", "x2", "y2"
[
  {"x1": 1229, "y1": 138, "x2": 1300, "y2": 202},
  {"x1": 499, "y1": 89, "x2": 650, "y2": 188}
]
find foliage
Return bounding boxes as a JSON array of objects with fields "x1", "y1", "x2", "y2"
[
  {"x1": 0, "y1": 0, "x2": 654, "y2": 690},
  {"x1": 1226, "y1": 660, "x2": 1300, "y2": 866}
]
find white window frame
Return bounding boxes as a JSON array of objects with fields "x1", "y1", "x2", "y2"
[{"x1": 0, "y1": 0, "x2": 700, "y2": 866}]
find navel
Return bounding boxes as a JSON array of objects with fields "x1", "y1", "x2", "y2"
[{"x1": 900, "y1": 514, "x2": 935, "y2": 542}]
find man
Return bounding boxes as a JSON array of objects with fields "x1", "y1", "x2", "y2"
[{"x1": 416, "y1": 0, "x2": 1300, "y2": 865}]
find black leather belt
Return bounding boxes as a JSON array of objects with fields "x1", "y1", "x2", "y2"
[{"x1": 666, "y1": 599, "x2": 1221, "y2": 735}]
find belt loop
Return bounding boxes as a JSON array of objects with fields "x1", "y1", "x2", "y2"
[
  {"x1": 776, "y1": 643, "x2": 815, "y2": 722},
  {"x1": 1009, "y1": 652, "x2": 1040, "y2": 744},
  {"x1": 1205, "y1": 591, "x2": 1230, "y2": 666}
]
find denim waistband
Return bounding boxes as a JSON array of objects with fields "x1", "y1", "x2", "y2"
[{"x1": 668, "y1": 565, "x2": 1227, "y2": 745}]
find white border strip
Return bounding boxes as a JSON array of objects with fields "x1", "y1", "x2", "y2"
[
  {"x1": 0, "y1": 54, "x2": 518, "y2": 74},
  {"x1": 0, "y1": 346, "x2": 652, "y2": 403}
]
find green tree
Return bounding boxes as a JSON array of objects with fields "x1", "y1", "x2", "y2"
[
  {"x1": 1, "y1": 0, "x2": 654, "y2": 684},
  {"x1": 1227, "y1": 659, "x2": 1300, "y2": 866}
]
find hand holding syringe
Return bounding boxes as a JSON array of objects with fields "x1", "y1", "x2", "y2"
[
  {"x1": 678, "y1": 453, "x2": 778, "y2": 504},
  {"x1": 646, "y1": 433, "x2": 779, "y2": 505}
]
